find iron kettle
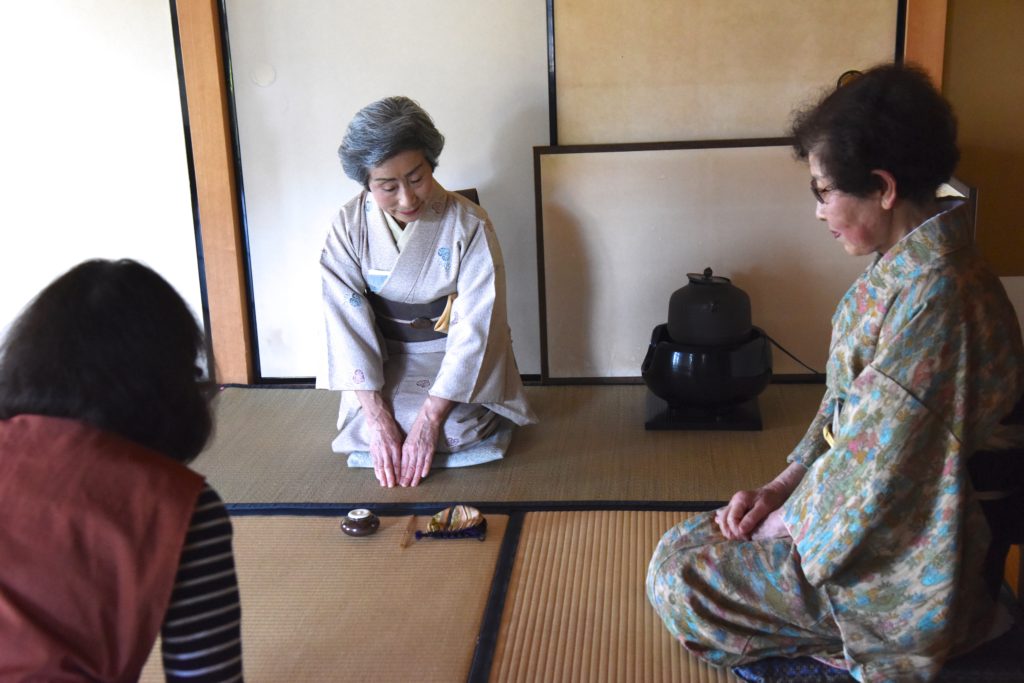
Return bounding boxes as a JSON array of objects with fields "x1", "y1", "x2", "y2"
[{"x1": 667, "y1": 267, "x2": 752, "y2": 347}]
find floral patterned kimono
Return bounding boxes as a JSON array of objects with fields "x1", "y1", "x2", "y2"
[
  {"x1": 320, "y1": 182, "x2": 535, "y2": 459},
  {"x1": 647, "y1": 200, "x2": 1024, "y2": 682}
]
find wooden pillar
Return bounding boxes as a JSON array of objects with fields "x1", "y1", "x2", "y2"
[
  {"x1": 903, "y1": 0, "x2": 948, "y2": 85},
  {"x1": 174, "y1": 0, "x2": 253, "y2": 383}
]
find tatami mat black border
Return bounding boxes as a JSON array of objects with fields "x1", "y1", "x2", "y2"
[
  {"x1": 217, "y1": 374, "x2": 822, "y2": 390},
  {"x1": 226, "y1": 500, "x2": 726, "y2": 516},
  {"x1": 468, "y1": 511, "x2": 525, "y2": 683}
]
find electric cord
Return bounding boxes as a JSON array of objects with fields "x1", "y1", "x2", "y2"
[{"x1": 764, "y1": 333, "x2": 823, "y2": 376}]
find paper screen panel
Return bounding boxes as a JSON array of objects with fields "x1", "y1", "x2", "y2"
[
  {"x1": 223, "y1": 0, "x2": 549, "y2": 378},
  {"x1": 554, "y1": 0, "x2": 898, "y2": 144}
]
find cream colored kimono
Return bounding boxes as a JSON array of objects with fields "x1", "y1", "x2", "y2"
[{"x1": 319, "y1": 183, "x2": 536, "y2": 461}]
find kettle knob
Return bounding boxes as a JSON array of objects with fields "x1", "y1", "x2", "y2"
[{"x1": 702, "y1": 267, "x2": 713, "y2": 279}]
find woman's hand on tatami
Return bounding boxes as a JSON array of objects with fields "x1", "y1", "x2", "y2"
[
  {"x1": 355, "y1": 390, "x2": 404, "y2": 487},
  {"x1": 400, "y1": 395, "x2": 455, "y2": 487},
  {"x1": 367, "y1": 414, "x2": 404, "y2": 487}
]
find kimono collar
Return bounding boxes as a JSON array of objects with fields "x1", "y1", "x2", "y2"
[
  {"x1": 387, "y1": 180, "x2": 450, "y2": 250},
  {"x1": 382, "y1": 210, "x2": 412, "y2": 252},
  {"x1": 869, "y1": 199, "x2": 971, "y2": 285},
  {"x1": 361, "y1": 181, "x2": 451, "y2": 262}
]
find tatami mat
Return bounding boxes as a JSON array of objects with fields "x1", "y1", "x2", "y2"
[
  {"x1": 140, "y1": 514, "x2": 508, "y2": 683},
  {"x1": 194, "y1": 384, "x2": 824, "y2": 505},
  {"x1": 490, "y1": 510, "x2": 738, "y2": 683}
]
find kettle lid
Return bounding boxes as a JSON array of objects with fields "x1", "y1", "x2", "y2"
[{"x1": 686, "y1": 267, "x2": 732, "y2": 285}]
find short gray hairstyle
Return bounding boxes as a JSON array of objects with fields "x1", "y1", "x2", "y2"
[{"x1": 338, "y1": 96, "x2": 445, "y2": 188}]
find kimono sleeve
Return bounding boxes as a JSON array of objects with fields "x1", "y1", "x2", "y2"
[
  {"x1": 429, "y1": 218, "x2": 515, "y2": 403},
  {"x1": 786, "y1": 387, "x2": 836, "y2": 468},
  {"x1": 320, "y1": 213, "x2": 386, "y2": 391},
  {"x1": 782, "y1": 366, "x2": 963, "y2": 587}
]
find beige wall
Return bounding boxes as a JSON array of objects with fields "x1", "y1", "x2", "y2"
[{"x1": 943, "y1": 0, "x2": 1024, "y2": 276}]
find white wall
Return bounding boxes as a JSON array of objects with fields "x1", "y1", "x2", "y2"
[
  {"x1": 0, "y1": 1, "x2": 201, "y2": 343},
  {"x1": 224, "y1": 0, "x2": 550, "y2": 378}
]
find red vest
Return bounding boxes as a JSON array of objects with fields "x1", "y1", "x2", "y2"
[{"x1": 0, "y1": 415, "x2": 205, "y2": 682}]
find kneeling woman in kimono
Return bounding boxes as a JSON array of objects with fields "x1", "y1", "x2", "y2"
[
  {"x1": 321, "y1": 96, "x2": 536, "y2": 488},
  {"x1": 647, "y1": 65, "x2": 1024, "y2": 681}
]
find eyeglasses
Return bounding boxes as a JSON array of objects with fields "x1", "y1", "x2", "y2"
[{"x1": 810, "y1": 179, "x2": 836, "y2": 204}]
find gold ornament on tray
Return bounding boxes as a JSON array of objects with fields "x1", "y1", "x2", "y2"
[{"x1": 415, "y1": 505, "x2": 487, "y2": 541}]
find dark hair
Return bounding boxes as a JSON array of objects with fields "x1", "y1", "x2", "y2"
[
  {"x1": 338, "y1": 96, "x2": 445, "y2": 188},
  {"x1": 790, "y1": 63, "x2": 959, "y2": 204},
  {"x1": 0, "y1": 259, "x2": 214, "y2": 462}
]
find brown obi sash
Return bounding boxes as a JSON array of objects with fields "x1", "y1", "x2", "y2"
[{"x1": 367, "y1": 292, "x2": 448, "y2": 342}]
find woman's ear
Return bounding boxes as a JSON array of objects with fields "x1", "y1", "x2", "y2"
[{"x1": 871, "y1": 169, "x2": 898, "y2": 210}]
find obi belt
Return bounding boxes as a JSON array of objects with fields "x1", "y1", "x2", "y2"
[{"x1": 367, "y1": 292, "x2": 450, "y2": 343}]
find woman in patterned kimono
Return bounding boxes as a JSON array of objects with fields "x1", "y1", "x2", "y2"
[
  {"x1": 647, "y1": 64, "x2": 1024, "y2": 681},
  {"x1": 321, "y1": 96, "x2": 536, "y2": 488}
]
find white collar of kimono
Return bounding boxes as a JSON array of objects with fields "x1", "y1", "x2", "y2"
[
  {"x1": 368, "y1": 182, "x2": 449, "y2": 255},
  {"x1": 382, "y1": 209, "x2": 415, "y2": 253}
]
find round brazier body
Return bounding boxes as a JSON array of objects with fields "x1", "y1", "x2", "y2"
[{"x1": 642, "y1": 324, "x2": 772, "y2": 407}]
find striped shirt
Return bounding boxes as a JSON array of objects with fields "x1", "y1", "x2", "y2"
[{"x1": 160, "y1": 485, "x2": 243, "y2": 682}]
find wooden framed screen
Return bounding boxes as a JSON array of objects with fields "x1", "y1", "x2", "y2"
[{"x1": 536, "y1": 142, "x2": 872, "y2": 380}]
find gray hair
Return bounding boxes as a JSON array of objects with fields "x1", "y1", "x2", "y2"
[{"x1": 338, "y1": 96, "x2": 445, "y2": 188}]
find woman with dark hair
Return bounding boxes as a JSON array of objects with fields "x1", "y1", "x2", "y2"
[
  {"x1": 647, "y1": 64, "x2": 1024, "y2": 681},
  {"x1": 321, "y1": 96, "x2": 536, "y2": 488},
  {"x1": 0, "y1": 259, "x2": 243, "y2": 682}
]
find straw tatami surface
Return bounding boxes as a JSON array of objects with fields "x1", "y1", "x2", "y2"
[
  {"x1": 137, "y1": 384, "x2": 827, "y2": 681},
  {"x1": 139, "y1": 511, "x2": 742, "y2": 683},
  {"x1": 492, "y1": 510, "x2": 737, "y2": 683},
  {"x1": 132, "y1": 384, "x2": 1021, "y2": 681},
  {"x1": 141, "y1": 514, "x2": 508, "y2": 683},
  {"x1": 195, "y1": 384, "x2": 825, "y2": 505}
]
